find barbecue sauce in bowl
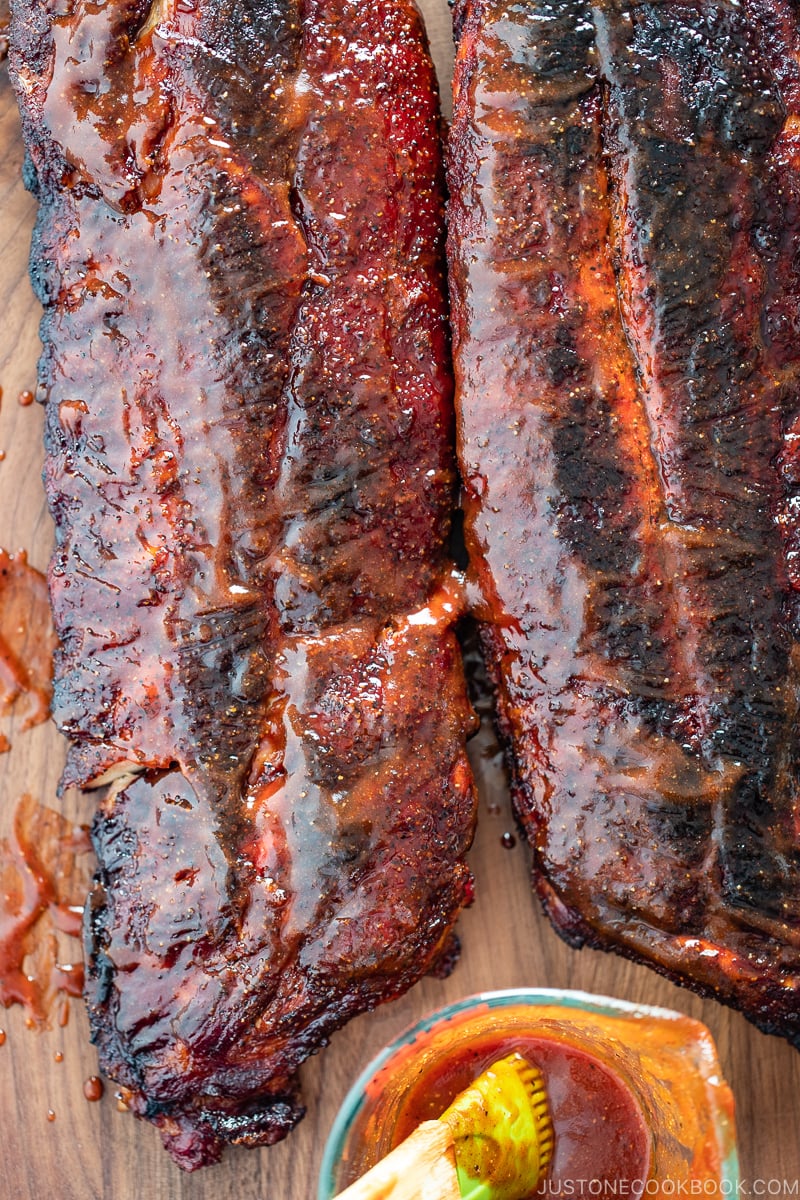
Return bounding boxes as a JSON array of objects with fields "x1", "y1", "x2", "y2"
[
  {"x1": 319, "y1": 991, "x2": 738, "y2": 1199},
  {"x1": 390, "y1": 1033, "x2": 651, "y2": 1190}
]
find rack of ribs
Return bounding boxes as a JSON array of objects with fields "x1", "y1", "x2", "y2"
[
  {"x1": 448, "y1": 0, "x2": 800, "y2": 1044},
  {"x1": 9, "y1": 0, "x2": 477, "y2": 1168}
]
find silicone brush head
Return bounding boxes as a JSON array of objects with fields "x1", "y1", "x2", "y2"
[{"x1": 439, "y1": 1052, "x2": 554, "y2": 1200}]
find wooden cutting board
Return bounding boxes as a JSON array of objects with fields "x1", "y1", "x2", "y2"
[{"x1": 1, "y1": 5, "x2": 798, "y2": 1197}]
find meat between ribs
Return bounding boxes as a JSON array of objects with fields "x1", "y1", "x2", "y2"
[
  {"x1": 448, "y1": 0, "x2": 800, "y2": 1042},
  {"x1": 9, "y1": 0, "x2": 476, "y2": 1168}
]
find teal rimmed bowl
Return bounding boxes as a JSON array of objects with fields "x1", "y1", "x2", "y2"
[{"x1": 318, "y1": 988, "x2": 739, "y2": 1200}]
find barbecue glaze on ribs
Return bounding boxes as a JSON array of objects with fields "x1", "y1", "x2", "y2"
[
  {"x1": 9, "y1": 0, "x2": 476, "y2": 1167},
  {"x1": 448, "y1": 0, "x2": 800, "y2": 1042}
]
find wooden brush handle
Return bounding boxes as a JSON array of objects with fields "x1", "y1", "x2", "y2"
[{"x1": 332, "y1": 1119, "x2": 461, "y2": 1200}]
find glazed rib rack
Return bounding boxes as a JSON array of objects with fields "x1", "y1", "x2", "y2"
[
  {"x1": 448, "y1": 0, "x2": 800, "y2": 1044},
  {"x1": 9, "y1": 0, "x2": 476, "y2": 1167}
]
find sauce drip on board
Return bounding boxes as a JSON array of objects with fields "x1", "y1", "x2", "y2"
[
  {"x1": 0, "y1": 550, "x2": 56, "y2": 751},
  {"x1": 0, "y1": 795, "x2": 91, "y2": 1024},
  {"x1": 84, "y1": 1076, "x2": 104, "y2": 1102}
]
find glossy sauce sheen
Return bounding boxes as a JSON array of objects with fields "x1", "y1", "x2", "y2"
[
  {"x1": 0, "y1": 548, "x2": 56, "y2": 749},
  {"x1": 9, "y1": 0, "x2": 476, "y2": 1169},
  {"x1": 0, "y1": 795, "x2": 89, "y2": 1022},
  {"x1": 448, "y1": 0, "x2": 800, "y2": 1042}
]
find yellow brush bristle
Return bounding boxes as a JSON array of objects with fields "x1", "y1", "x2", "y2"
[
  {"x1": 518, "y1": 1063, "x2": 555, "y2": 1169},
  {"x1": 439, "y1": 1051, "x2": 556, "y2": 1200}
]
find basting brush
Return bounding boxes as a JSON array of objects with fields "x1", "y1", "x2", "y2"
[{"x1": 332, "y1": 1051, "x2": 553, "y2": 1200}]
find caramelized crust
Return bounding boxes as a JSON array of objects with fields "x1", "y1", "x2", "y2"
[
  {"x1": 9, "y1": 0, "x2": 476, "y2": 1167},
  {"x1": 449, "y1": 0, "x2": 800, "y2": 1042}
]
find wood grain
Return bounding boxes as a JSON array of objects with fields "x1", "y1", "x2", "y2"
[{"x1": 1, "y1": 5, "x2": 798, "y2": 1197}]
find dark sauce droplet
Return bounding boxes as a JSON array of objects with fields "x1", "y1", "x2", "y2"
[
  {"x1": 84, "y1": 1076, "x2": 104, "y2": 1102},
  {"x1": 46, "y1": 1109, "x2": 56, "y2": 1123},
  {"x1": 18, "y1": 390, "x2": 34, "y2": 408},
  {"x1": 501, "y1": 831, "x2": 516, "y2": 849}
]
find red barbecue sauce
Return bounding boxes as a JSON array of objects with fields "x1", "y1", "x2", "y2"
[
  {"x1": 0, "y1": 549, "x2": 56, "y2": 750},
  {"x1": 0, "y1": 796, "x2": 91, "y2": 1023},
  {"x1": 83, "y1": 1076, "x2": 104, "y2": 1102},
  {"x1": 390, "y1": 1031, "x2": 651, "y2": 1190}
]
